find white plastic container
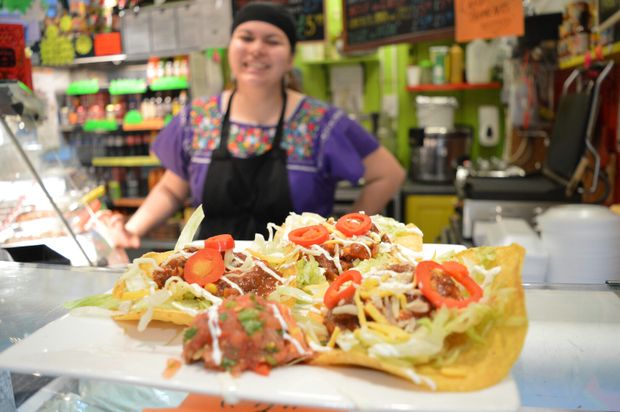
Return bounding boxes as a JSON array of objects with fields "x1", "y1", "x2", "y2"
[
  {"x1": 537, "y1": 205, "x2": 620, "y2": 284},
  {"x1": 406, "y1": 65, "x2": 421, "y2": 87},
  {"x1": 415, "y1": 95, "x2": 458, "y2": 129},
  {"x1": 466, "y1": 39, "x2": 492, "y2": 84}
]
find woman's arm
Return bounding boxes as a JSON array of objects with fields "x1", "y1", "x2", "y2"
[
  {"x1": 119, "y1": 170, "x2": 190, "y2": 247},
  {"x1": 351, "y1": 146, "x2": 406, "y2": 214}
]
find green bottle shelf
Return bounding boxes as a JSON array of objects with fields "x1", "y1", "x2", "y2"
[
  {"x1": 149, "y1": 76, "x2": 189, "y2": 91},
  {"x1": 92, "y1": 156, "x2": 160, "y2": 167},
  {"x1": 109, "y1": 79, "x2": 147, "y2": 95},
  {"x1": 82, "y1": 119, "x2": 119, "y2": 132},
  {"x1": 66, "y1": 79, "x2": 100, "y2": 96}
]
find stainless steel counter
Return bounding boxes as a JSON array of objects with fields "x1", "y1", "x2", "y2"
[{"x1": 0, "y1": 262, "x2": 619, "y2": 411}]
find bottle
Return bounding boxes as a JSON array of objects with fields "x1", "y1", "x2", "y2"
[
  {"x1": 449, "y1": 44, "x2": 464, "y2": 84},
  {"x1": 147, "y1": 57, "x2": 159, "y2": 83},
  {"x1": 429, "y1": 46, "x2": 449, "y2": 85},
  {"x1": 466, "y1": 39, "x2": 490, "y2": 84},
  {"x1": 125, "y1": 167, "x2": 140, "y2": 198}
]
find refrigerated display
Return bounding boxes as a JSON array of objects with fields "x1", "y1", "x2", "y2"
[{"x1": 0, "y1": 80, "x2": 119, "y2": 266}]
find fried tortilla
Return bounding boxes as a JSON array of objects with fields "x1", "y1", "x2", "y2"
[{"x1": 310, "y1": 244, "x2": 528, "y2": 391}]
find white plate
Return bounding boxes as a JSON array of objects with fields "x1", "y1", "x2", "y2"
[{"x1": 0, "y1": 244, "x2": 521, "y2": 411}]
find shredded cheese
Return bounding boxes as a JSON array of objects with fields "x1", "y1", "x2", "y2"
[
  {"x1": 364, "y1": 302, "x2": 389, "y2": 324},
  {"x1": 327, "y1": 326, "x2": 341, "y2": 348},
  {"x1": 366, "y1": 322, "x2": 410, "y2": 342},
  {"x1": 354, "y1": 289, "x2": 367, "y2": 328}
]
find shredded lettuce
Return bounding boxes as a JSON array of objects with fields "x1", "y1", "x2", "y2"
[
  {"x1": 371, "y1": 214, "x2": 422, "y2": 238},
  {"x1": 65, "y1": 293, "x2": 121, "y2": 310},
  {"x1": 295, "y1": 256, "x2": 326, "y2": 290},
  {"x1": 269, "y1": 285, "x2": 316, "y2": 304},
  {"x1": 175, "y1": 204, "x2": 204, "y2": 251},
  {"x1": 353, "y1": 254, "x2": 394, "y2": 275}
]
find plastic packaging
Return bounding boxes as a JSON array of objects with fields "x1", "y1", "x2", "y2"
[
  {"x1": 449, "y1": 44, "x2": 464, "y2": 84},
  {"x1": 429, "y1": 46, "x2": 449, "y2": 85},
  {"x1": 466, "y1": 39, "x2": 491, "y2": 83},
  {"x1": 419, "y1": 59, "x2": 433, "y2": 84}
]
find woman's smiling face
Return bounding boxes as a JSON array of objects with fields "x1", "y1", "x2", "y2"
[{"x1": 228, "y1": 20, "x2": 294, "y2": 89}]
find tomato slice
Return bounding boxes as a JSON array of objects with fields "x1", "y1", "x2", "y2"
[
  {"x1": 288, "y1": 225, "x2": 329, "y2": 247},
  {"x1": 441, "y1": 261, "x2": 469, "y2": 280},
  {"x1": 204, "y1": 234, "x2": 235, "y2": 251},
  {"x1": 415, "y1": 261, "x2": 482, "y2": 309},
  {"x1": 336, "y1": 213, "x2": 372, "y2": 237},
  {"x1": 184, "y1": 248, "x2": 225, "y2": 286},
  {"x1": 252, "y1": 363, "x2": 271, "y2": 376},
  {"x1": 324, "y1": 269, "x2": 362, "y2": 310}
]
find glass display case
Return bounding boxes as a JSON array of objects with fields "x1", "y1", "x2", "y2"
[{"x1": 0, "y1": 80, "x2": 117, "y2": 266}]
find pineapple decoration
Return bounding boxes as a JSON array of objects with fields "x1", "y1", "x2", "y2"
[{"x1": 40, "y1": 15, "x2": 75, "y2": 66}]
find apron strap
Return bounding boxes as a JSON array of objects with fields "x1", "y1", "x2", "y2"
[{"x1": 218, "y1": 87, "x2": 288, "y2": 155}]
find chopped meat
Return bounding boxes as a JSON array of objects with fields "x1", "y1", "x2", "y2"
[
  {"x1": 398, "y1": 295, "x2": 432, "y2": 320},
  {"x1": 215, "y1": 264, "x2": 281, "y2": 297},
  {"x1": 387, "y1": 263, "x2": 415, "y2": 273},
  {"x1": 323, "y1": 298, "x2": 360, "y2": 334},
  {"x1": 430, "y1": 269, "x2": 463, "y2": 300},
  {"x1": 342, "y1": 243, "x2": 372, "y2": 260},
  {"x1": 324, "y1": 311, "x2": 360, "y2": 335},
  {"x1": 314, "y1": 254, "x2": 352, "y2": 282},
  {"x1": 151, "y1": 246, "x2": 200, "y2": 288},
  {"x1": 153, "y1": 255, "x2": 186, "y2": 288}
]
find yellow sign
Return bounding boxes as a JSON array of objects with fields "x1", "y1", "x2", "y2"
[{"x1": 455, "y1": 0, "x2": 524, "y2": 42}]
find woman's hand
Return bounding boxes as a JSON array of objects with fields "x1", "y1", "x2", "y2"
[
  {"x1": 96, "y1": 210, "x2": 140, "y2": 249},
  {"x1": 352, "y1": 146, "x2": 406, "y2": 214}
]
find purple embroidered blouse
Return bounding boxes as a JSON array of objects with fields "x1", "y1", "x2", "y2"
[{"x1": 152, "y1": 94, "x2": 379, "y2": 217}]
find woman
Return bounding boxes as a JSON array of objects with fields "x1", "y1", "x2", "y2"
[{"x1": 112, "y1": 2, "x2": 405, "y2": 245}]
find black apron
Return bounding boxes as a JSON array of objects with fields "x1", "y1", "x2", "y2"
[{"x1": 198, "y1": 88, "x2": 294, "y2": 240}]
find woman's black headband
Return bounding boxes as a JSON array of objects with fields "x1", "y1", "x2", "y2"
[{"x1": 231, "y1": 2, "x2": 297, "y2": 52}]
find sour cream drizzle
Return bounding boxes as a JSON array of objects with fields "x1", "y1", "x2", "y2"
[
  {"x1": 160, "y1": 249, "x2": 194, "y2": 267},
  {"x1": 333, "y1": 243, "x2": 343, "y2": 273},
  {"x1": 220, "y1": 276, "x2": 245, "y2": 295},
  {"x1": 269, "y1": 304, "x2": 308, "y2": 356},
  {"x1": 308, "y1": 340, "x2": 333, "y2": 352},
  {"x1": 404, "y1": 368, "x2": 437, "y2": 391},
  {"x1": 207, "y1": 304, "x2": 223, "y2": 365},
  {"x1": 254, "y1": 259, "x2": 285, "y2": 283}
]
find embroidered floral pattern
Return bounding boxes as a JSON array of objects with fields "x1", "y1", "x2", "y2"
[{"x1": 189, "y1": 95, "x2": 329, "y2": 161}]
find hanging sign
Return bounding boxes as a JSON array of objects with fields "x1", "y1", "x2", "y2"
[
  {"x1": 342, "y1": 0, "x2": 455, "y2": 52},
  {"x1": 455, "y1": 0, "x2": 524, "y2": 42}
]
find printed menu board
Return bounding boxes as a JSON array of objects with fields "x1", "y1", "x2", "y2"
[
  {"x1": 343, "y1": 0, "x2": 454, "y2": 52},
  {"x1": 232, "y1": 0, "x2": 325, "y2": 41}
]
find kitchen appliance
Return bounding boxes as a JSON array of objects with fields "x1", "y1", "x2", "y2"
[
  {"x1": 409, "y1": 126, "x2": 472, "y2": 183},
  {"x1": 415, "y1": 95, "x2": 458, "y2": 129}
]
